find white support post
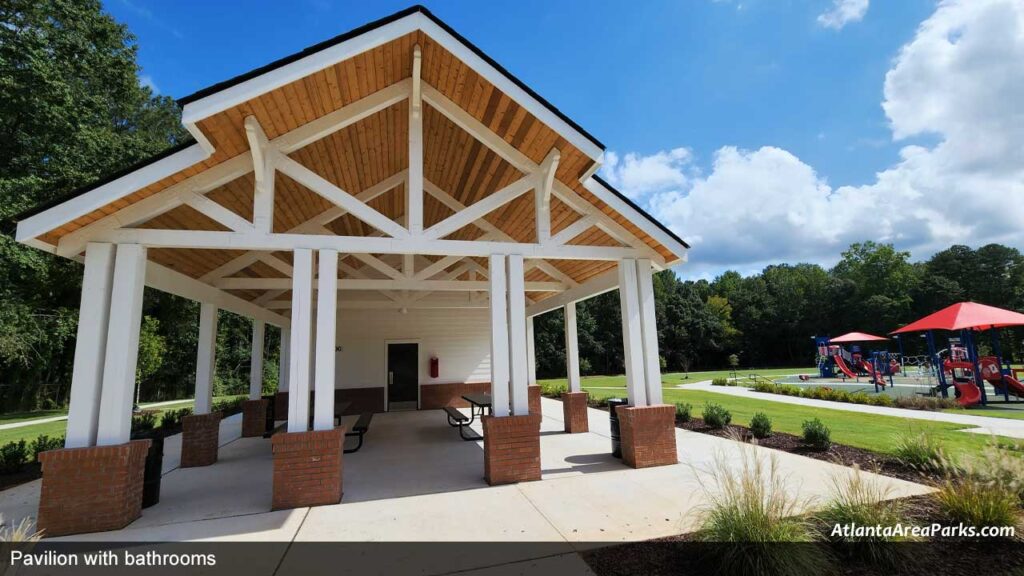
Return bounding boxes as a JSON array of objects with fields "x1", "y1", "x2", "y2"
[
  {"x1": 526, "y1": 316, "x2": 537, "y2": 387},
  {"x1": 488, "y1": 255, "x2": 510, "y2": 417},
  {"x1": 245, "y1": 116, "x2": 275, "y2": 233},
  {"x1": 65, "y1": 243, "x2": 116, "y2": 448},
  {"x1": 564, "y1": 302, "x2": 581, "y2": 393},
  {"x1": 618, "y1": 259, "x2": 648, "y2": 407},
  {"x1": 288, "y1": 249, "x2": 314, "y2": 432},
  {"x1": 535, "y1": 149, "x2": 559, "y2": 244},
  {"x1": 408, "y1": 44, "x2": 424, "y2": 236},
  {"x1": 249, "y1": 320, "x2": 266, "y2": 400},
  {"x1": 278, "y1": 328, "x2": 290, "y2": 393},
  {"x1": 313, "y1": 249, "x2": 337, "y2": 431},
  {"x1": 635, "y1": 259, "x2": 663, "y2": 405},
  {"x1": 95, "y1": 244, "x2": 147, "y2": 446},
  {"x1": 507, "y1": 255, "x2": 529, "y2": 415},
  {"x1": 194, "y1": 302, "x2": 218, "y2": 415}
]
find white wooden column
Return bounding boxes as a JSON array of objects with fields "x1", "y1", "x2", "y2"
[
  {"x1": 288, "y1": 249, "x2": 314, "y2": 432},
  {"x1": 488, "y1": 255, "x2": 510, "y2": 417},
  {"x1": 194, "y1": 302, "x2": 218, "y2": 415},
  {"x1": 564, "y1": 302, "x2": 581, "y2": 393},
  {"x1": 313, "y1": 249, "x2": 337, "y2": 431},
  {"x1": 249, "y1": 320, "x2": 265, "y2": 400},
  {"x1": 507, "y1": 255, "x2": 529, "y2": 415},
  {"x1": 526, "y1": 316, "x2": 537, "y2": 387},
  {"x1": 65, "y1": 243, "x2": 116, "y2": 448},
  {"x1": 635, "y1": 259, "x2": 663, "y2": 405},
  {"x1": 278, "y1": 328, "x2": 290, "y2": 393},
  {"x1": 408, "y1": 45, "x2": 423, "y2": 236},
  {"x1": 618, "y1": 259, "x2": 648, "y2": 407},
  {"x1": 95, "y1": 244, "x2": 147, "y2": 446}
]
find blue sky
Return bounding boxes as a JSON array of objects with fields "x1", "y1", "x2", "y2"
[{"x1": 108, "y1": 1, "x2": 1024, "y2": 279}]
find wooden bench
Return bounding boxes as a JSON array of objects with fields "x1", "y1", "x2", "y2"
[
  {"x1": 344, "y1": 412, "x2": 373, "y2": 453},
  {"x1": 443, "y1": 407, "x2": 481, "y2": 441}
]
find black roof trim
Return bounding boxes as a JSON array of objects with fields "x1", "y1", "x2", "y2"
[
  {"x1": 177, "y1": 5, "x2": 605, "y2": 151},
  {"x1": 8, "y1": 138, "x2": 198, "y2": 228},
  {"x1": 590, "y1": 174, "x2": 691, "y2": 252}
]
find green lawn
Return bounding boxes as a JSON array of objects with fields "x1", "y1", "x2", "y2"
[
  {"x1": 576, "y1": 386, "x2": 1004, "y2": 459},
  {"x1": 945, "y1": 405, "x2": 1024, "y2": 421},
  {"x1": 0, "y1": 395, "x2": 245, "y2": 446},
  {"x1": 539, "y1": 367, "x2": 813, "y2": 392}
]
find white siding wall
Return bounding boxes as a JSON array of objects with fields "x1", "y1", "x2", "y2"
[{"x1": 334, "y1": 308, "x2": 491, "y2": 391}]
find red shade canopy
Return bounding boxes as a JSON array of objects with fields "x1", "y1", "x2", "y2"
[
  {"x1": 891, "y1": 302, "x2": 1024, "y2": 334},
  {"x1": 829, "y1": 332, "x2": 889, "y2": 343}
]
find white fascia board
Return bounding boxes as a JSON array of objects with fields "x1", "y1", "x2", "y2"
[
  {"x1": 582, "y1": 177, "x2": 689, "y2": 263},
  {"x1": 15, "y1": 143, "x2": 209, "y2": 243},
  {"x1": 525, "y1": 269, "x2": 619, "y2": 317}
]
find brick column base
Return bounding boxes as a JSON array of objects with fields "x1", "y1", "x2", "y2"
[
  {"x1": 274, "y1": 392, "x2": 288, "y2": 420},
  {"x1": 617, "y1": 404, "x2": 678, "y2": 469},
  {"x1": 181, "y1": 412, "x2": 221, "y2": 467},
  {"x1": 37, "y1": 440, "x2": 150, "y2": 537},
  {"x1": 561, "y1": 391, "x2": 589, "y2": 433},
  {"x1": 272, "y1": 429, "x2": 343, "y2": 510},
  {"x1": 528, "y1": 385, "x2": 541, "y2": 416},
  {"x1": 483, "y1": 414, "x2": 541, "y2": 485},
  {"x1": 242, "y1": 399, "x2": 270, "y2": 438}
]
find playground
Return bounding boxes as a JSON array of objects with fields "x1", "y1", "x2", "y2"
[{"x1": 793, "y1": 302, "x2": 1024, "y2": 408}]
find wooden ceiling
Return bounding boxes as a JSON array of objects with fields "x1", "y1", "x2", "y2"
[{"x1": 35, "y1": 23, "x2": 681, "y2": 306}]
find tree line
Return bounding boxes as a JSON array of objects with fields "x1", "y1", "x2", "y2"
[{"x1": 1, "y1": 1, "x2": 1022, "y2": 411}]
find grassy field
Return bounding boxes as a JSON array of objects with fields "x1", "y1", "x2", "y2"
[
  {"x1": 0, "y1": 395, "x2": 244, "y2": 446},
  {"x1": 581, "y1": 386, "x2": 1003, "y2": 459},
  {"x1": 540, "y1": 367, "x2": 813, "y2": 392}
]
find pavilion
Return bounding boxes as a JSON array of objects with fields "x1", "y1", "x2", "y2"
[{"x1": 11, "y1": 5, "x2": 689, "y2": 537}]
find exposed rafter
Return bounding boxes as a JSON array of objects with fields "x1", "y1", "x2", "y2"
[
  {"x1": 408, "y1": 44, "x2": 424, "y2": 237},
  {"x1": 535, "y1": 148, "x2": 560, "y2": 243},
  {"x1": 244, "y1": 116, "x2": 274, "y2": 233},
  {"x1": 215, "y1": 278, "x2": 564, "y2": 292}
]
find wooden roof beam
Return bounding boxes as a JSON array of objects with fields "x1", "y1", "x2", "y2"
[
  {"x1": 408, "y1": 45, "x2": 424, "y2": 237},
  {"x1": 535, "y1": 148, "x2": 559, "y2": 243},
  {"x1": 244, "y1": 116, "x2": 274, "y2": 233}
]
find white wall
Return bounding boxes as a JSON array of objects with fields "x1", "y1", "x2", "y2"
[{"x1": 334, "y1": 308, "x2": 491, "y2": 391}]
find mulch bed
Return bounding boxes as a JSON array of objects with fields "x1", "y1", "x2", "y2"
[{"x1": 0, "y1": 461, "x2": 41, "y2": 491}]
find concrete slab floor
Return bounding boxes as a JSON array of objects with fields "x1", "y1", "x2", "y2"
[{"x1": 0, "y1": 396, "x2": 933, "y2": 575}]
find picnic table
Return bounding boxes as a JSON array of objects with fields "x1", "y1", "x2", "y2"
[
  {"x1": 441, "y1": 393, "x2": 491, "y2": 441},
  {"x1": 461, "y1": 393, "x2": 492, "y2": 424}
]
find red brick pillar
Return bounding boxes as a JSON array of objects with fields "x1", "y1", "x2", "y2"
[
  {"x1": 271, "y1": 429, "x2": 343, "y2": 510},
  {"x1": 274, "y1": 392, "x2": 288, "y2": 421},
  {"x1": 482, "y1": 414, "x2": 541, "y2": 485},
  {"x1": 561, "y1": 391, "x2": 589, "y2": 433},
  {"x1": 37, "y1": 440, "x2": 150, "y2": 537},
  {"x1": 528, "y1": 385, "x2": 541, "y2": 416},
  {"x1": 242, "y1": 399, "x2": 270, "y2": 438},
  {"x1": 616, "y1": 404, "x2": 677, "y2": 469},
  {"x1": 181, "y1": 412, "x2": 221, "y2": 467}
]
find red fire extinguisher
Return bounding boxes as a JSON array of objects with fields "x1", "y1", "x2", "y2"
[{"x1": 430, "y1": 357, "x2": 439, "y2": 378}]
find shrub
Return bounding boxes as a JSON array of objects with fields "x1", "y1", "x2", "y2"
[
  {"x1": 962, "y1": 442, "x2": 1024, "y2": 505},
  {"x1": 539, "y1": 380, "x2": 567, "y2": 397},
  {"x1": 160, "y1": 407, "x2": 193, "y2": 430},
  {"x1": 801, "y1": 419, "x2": 831, "y2": 451},
  {"x1": 749, "y1": 412, "x2": 772, "y2": 439},
  {"x1": 0, "y1": 440, "x2": 29, "y2": 474},
  {"x1": 31, "y1": 435, "x2": 64, "y2": 462},
  {"x1": 131, "y1": 410, "x2": 158, "y2": 432},
  {"x1": 212, "y1": 397, "x2": 245, "y2": 415},
  {"x1": 935, "y1": 476, "x2": 1018, "y2": 530},
  {"x1": 702, "y1": 403, "x2": 732, "y2": 429},
  {"x1": 675, "y1": 402, "x2": 692, "y2": 422},
  {"x1": 697, "y1": 448, "x2": 832, "y2": 575},
  {"x1": 867, "y1": 394, "x2": 894, "y2": 407},
  {"x1": 848, "y1": 392, "x2": 870, "y2": 405},
  {"x1": 892, "y1": 432, "x2": 949, "y2": 473},
  {"x1": 752, "y1": 381, "x2": 776, "y2": 394},
  {"x1": 818, "y1": 466, "x2": 910, "y2": 566},
  {"x1": 711, "y1": 377, "x2": 731, "y2": 387},
  {"x1": 0, "y1": 514, "x2": 42, "y2": 542}
]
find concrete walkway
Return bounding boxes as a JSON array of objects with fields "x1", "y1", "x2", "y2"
[
  {"x1": 0, "y1": 399, "x2": 931, "y2": 575},
  {"x1": 685, "y1": 381, "x2": 1024, "y2": 439},
  {"x1": 0, "y1": 399, "x2": 196, "y2": 432}
]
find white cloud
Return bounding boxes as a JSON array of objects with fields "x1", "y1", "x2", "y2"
[
  {"x1": 817, "y1": 0, "x2": 870, "y2": 30},
  {"x1": 139, "y1": 75, "x2": 159, "y2": 95},
  {"x1": 604, "y1": 0, "x2": 1024, "y2": 277}
]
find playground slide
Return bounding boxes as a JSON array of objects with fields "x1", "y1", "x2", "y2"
[
  {"x1": 858, "y1": 360, "x2": 887, "y2": 388},
  {"x1": 986, "y1": 374, "x2": 1024, "y2": 398},
  {"x1": 833, "y1": 355, "x2": 857, "y2": 379},
  {"x1": 952, "y1": 381, "x2": 982, "y2": 406}
]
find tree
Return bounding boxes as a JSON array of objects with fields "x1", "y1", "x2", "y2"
[{"x1": 135, "y1": 316, "x2": 166, "y2": 404}]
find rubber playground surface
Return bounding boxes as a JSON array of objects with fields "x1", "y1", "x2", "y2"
[{"x1": 775, "y1": 374, "x2": 1024, "y2": 405}]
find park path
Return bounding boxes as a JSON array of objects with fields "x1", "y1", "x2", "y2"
[
  {"x1": 684, "y1": 381, "x2": 1024, "y2": 439},
  {"x1": 0, "y1": 399, "x2": 191, "y2": 432}
]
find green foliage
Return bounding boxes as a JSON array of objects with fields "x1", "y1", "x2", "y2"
[
  {"x1": 893, "y1": 432, "x2": 950, "y2": 473},
  {"x1": 702, "y1": 402, "x2": 732, "y2": 429},
  {"x1": 818, "y1": 467, "x2": 910, "y2": 566},
  {"x1": 539, "y1": 380, "x2": 567, "y2": 397},
  {"x1": 727, "y1": 354, "x2": 740, "y2": 368},
  {"x1": 749, "y1": 412, "x2": 772, "y2": 439},
  {"x1": 212, "y1": 397, "x2": 245, "y2": 416},
  {"x1": 160, "y1": 407, "x2": 192, "y2": 430},
  {"x1": 935, "y1": 477, "x2": 1018, "y2": 529},
  {"x1": 675, "y1": 402, "x2": 692, "y2": 422},
  {"x1": 0, "y1": 440, "x2": 28, "y2": 473},
  {"x1": 697, "y1": 449, "x2": 831, "y2": 575},
  {"x1": 711, "y1": 377, "x2": 731, "y2": 386},
  {"x1": 136, "y1": 316, "x2": 166, "y2": 386},
  {"x1": 801, "y1": 419, "x2": 831, "y2": 450},
  {"x1": 30, "y1": 434, "x2": 63, "y2": 461},
  {"x1": 131, "y1": 410, "x2": 158, "y2": 433}
]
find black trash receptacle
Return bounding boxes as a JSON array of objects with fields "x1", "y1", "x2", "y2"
[
  {"x1": 607, "y1": 398, "x2": 629, "y2": 458},
  {"x1": 140, "y1": 434, "x2": 164, "y2": 508},
  {"x1": 262, "y1": 394, "x2": 275, "y2": 434}
]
